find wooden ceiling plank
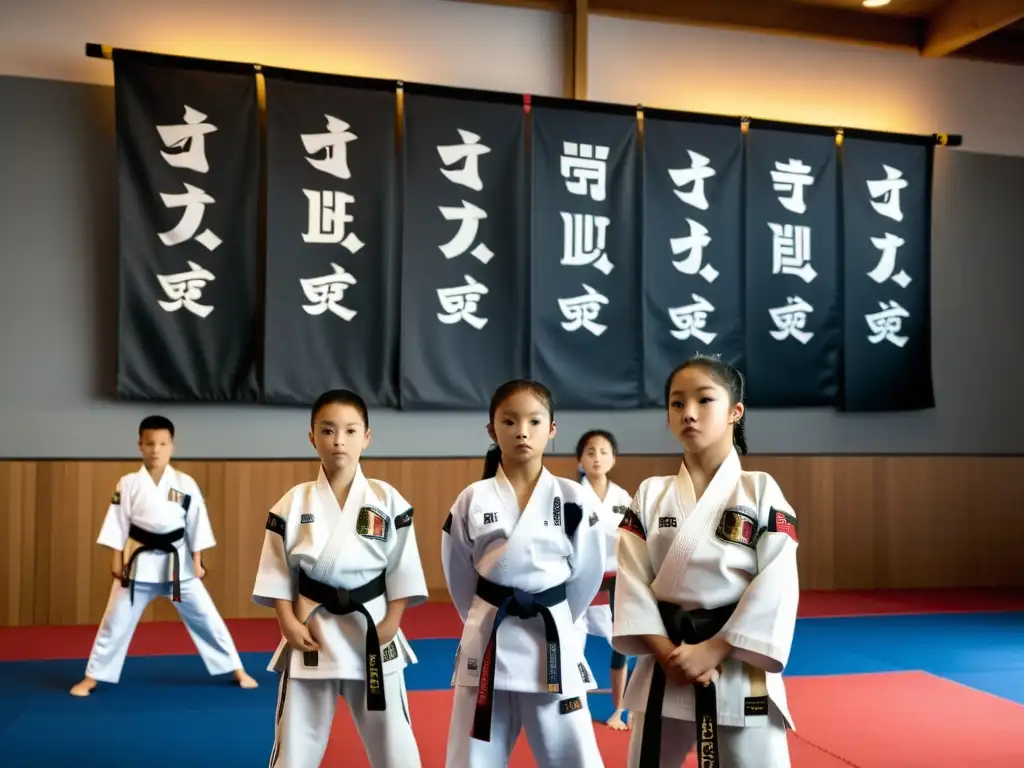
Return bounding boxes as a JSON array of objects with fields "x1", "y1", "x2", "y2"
[{"x1": 922, "y1": 0, "x2": 1024, "y2": 57}]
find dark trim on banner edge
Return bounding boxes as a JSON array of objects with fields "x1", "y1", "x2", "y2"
[
  {"x1": 86, "y1": 42, "x2": 963, "y2": 147},
  {"x1": 5, "y1": 452, "x2": 1023, "y2": 462}
]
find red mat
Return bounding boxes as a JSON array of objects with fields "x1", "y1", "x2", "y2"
[
  {"x1": 3, "y1": 588, "x2": 1023, "y2": 662},
  {"x1": 325, "y1": 672, "x2": 1024, "y2": 767}
]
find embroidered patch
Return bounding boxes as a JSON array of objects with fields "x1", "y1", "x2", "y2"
[
  {"x1": 552, "y1": 497, "x2": 562, "y2": 527},
  {"x1": 111, "y1": 490, "x2": 121, "y2": 505},
  {"x1": 612, "y1": 505, "x2": 629, "y2": 516},
  {"x1": 382, "y1": 640, "x2": 398, "y2": 663},
  {"x1": 560, "y1": 696, "x2": 584, "y2": 715},
  {"x1": 588, "y1": 511, "x2": 599, "y2": 527},
  {"x1": 167, "y1": 488, "x2": 191, "y2": 511},
  {"x1": 467, "y1": 658, "x2": 478, "y2": 672},
  {"x1": 578, "y1": 662, "x2": 591, "y2": 684},
  {"x1": 395, "y1": 508, "x2": 414, "y2": 530},
  {"x1": 618, "y1": 509, "x2": 647, "y2": 540},
  {"x1": 266, "y1": 512, "x2": 286, "y2": 538},
  {"x1": 768, "y1": 508, "x2": 798, "y2": 543},
  {"x1": 745, "y1": 696, "x2": 769, "y2": 716},
  {"x1": 300, "y1": 513, "x2": 315, "y2": 524},
  {"x1": 482, "y1": 512, "x2": 498, "y2": 525},
  {"x1": 564, "y1": 501, "x2": 583, "y2": 537},
  {"x1": 356, "y1": 506, "x2": 389, "y2": 541},
  {"x1": 716, "y1": 506, "x2": 759, "y2": 548},
  {"x1": 442, "y1": 512, "x2": 453, "y2": 534},
  {"x1": 658, "y1": 516, "x2": 678, "y2": 529}
]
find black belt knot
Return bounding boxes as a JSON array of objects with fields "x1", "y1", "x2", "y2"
[
  {"x1": 639, "y1": 601, "x2": 737, "y2": 768},
  {"x1": 121, "y1": 525, "x2": 185, "y2": 605},
  {"x1": 471, "y1": 577, "x2": 568, "y2": 743},
  {"x1": 297, "y1": 570, "x2": 388, "y2": 712}
]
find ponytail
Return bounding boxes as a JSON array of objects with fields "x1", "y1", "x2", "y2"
[
  {"x1": 734, "y1": 416, "x2": 748, "y2": 456},
  {"x1": 578, "y1": 465, "x2": 586, "y2": 483},
  {"x1": 482, "y1": 444, "x2": 502, "y2": 479}
]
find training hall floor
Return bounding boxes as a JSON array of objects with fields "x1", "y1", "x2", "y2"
[{"x1": 1, "y1": 588, "x2": 1023, "y2": 766}]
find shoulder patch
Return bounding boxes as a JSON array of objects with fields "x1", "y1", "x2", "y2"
[
  {"x1": 266, "y1": 512, "x2": 286, "y2": 538},
  {"x1": 588, "y1": 511, "x2": 599, "y2": 527},
  {"x1": 559, "y1": 696, "x2": 584, "y2": 715},
  {"x1": 612, "y1": 505, "x2": 628, "y2": 516},
  {"x1": 442, "y1": 511, "x2": 453, "y2": 534},
  {"x1": 618, "y1": 509, "x2": 647, "y2": 540},
  {"x1": 716, "y1": 506, "x2": 759, "y2": 548},
  {"x1": 768, "y1": 508, "x2": 798, "y2": 543},
  {"x1": 111, "y1": 490, "x2": 121, "y2": 505},
  {"x1": 356, "y1": 506, "x2": 389, "y2": 541},
  {"x1": 564, "y1": 501, "x2": 583, "y2": 538},
  {"x1": 395, "y1": 508, "x2": 414, "y2": 530}
]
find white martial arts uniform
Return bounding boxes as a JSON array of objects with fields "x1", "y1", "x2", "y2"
[
  {"x1": 575, "y1": 477, "x2": 632, "y2": 645},
  {"x1": 442, "y1": 466, "x2": 608, "y2": 768},
  {"x1": 253, "y1": 465, "x2": 428, "y2": 768},
  {"x1": 613, "y1": 450, "x2": 799, "y2": 768},
  {"x1": 85, "y1": 465, "x2": 242, "y2": 684}
]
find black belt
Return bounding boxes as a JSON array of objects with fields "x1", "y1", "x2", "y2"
[
  {"x1": 122, "y1": 525, "x2": 184, "y2": 605},
  {"x1": 639, "y1": 601, "x2": 738, "y2": 768},
  {"x1": 471, "y1": 577, "x2": 567, "y2": 742},
  {"x1": 297, "y1": 569, "x2": 388, "y2": 711}
]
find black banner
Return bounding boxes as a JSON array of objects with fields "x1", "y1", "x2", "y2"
[
  {"x1": 398, "y1": 89, "x2": 528, "y2": 409},
  {"x1": 263, "y1": 74, "x2": 398, "y2": 406},
  {"x1": 744, "y1": 128, "x2": 841, "y2": 407},
  {"x1": 114, "y1": 54, "x2": 259, "y2": 401},
  {"x1": 530, "y1": 104, "x2": 641, "y2": 408},
  {"x1": 840, "y1": 138, "x2": 934, "y2": 411},
  {"x1": 641, "y1": 116, "x2": 745, "y2": 405}
]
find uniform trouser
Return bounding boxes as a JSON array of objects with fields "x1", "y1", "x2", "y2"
[
  {"x1": 269, "y1": 670, "x2": 420, "y2": 768},
  {"x1": 626, "y1": 705, "x2": 791, "y2": 767},
  {"x1": 446, "y1": 685, "x2": 605, "y2": 768},
  {"x1": 84, "y1": 578, "x2": 242, "y2": 683}
]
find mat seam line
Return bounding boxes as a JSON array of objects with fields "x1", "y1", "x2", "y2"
[{"x1": 790, "y1": 731, "x2": 863, "y2": 767}]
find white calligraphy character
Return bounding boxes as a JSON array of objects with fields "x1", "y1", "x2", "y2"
[
  {"x1": 867, "y1": 164, "x2": 907, "y2": 222},
  {"x1": 437, "y1": 275, "x2": 489, "y2": 330},
  {"x1": 868, "y1": 233, "x2": 911, "y2": 288},
  {"x1": 771, "y1": 158, "x2": 814, "y2": 215},
  {"x1": 768, "y1": 223, "x2": 816, "y2": 283},
  {"x1": 300, "y1": 263, "x2": 358, "y2": 322},
  {"x1": 438, "y1": 201, "x2": 494, "y2": 264},
  {"x1": 302, "y1": 190, "x2": 364, "y2": 253},
  {"x1": 559, "y1": 284, "x2": 609, "y2": 337},
  {"x1": 561, "y1": 141, "x2": 609, "y2": 202},
  {"x1": 865, "y1": 300, "x2": 910, "y2": 348},
  {"x1": 560, "y1": 213, "x2": 613, "y2": 275},
  {"x1": 670, "y1": 219, "x2": 718, "y2": 282},
  {"x1": 669, "y1": 150, "x2": 716, "y2": 211},
  {"x1": 302, "y1": 115, "x2": 357, "y2": 180},
  {"x1": 159, "y1": 182, "x2": 222, "y2": 251},
  {"x1": 668, "y1": 294, "x2": 717, "y2": 345},
  {"x1": 768, "y1": 296, "x2": 815, "y2": 345},
  {"x1": 157, "y1": 261, "x2": 215, "y2": 318},
  {"x1": 438, "y1": 129, "x2": 491, "y2": 192},
  {"x1": 157, "y1": 106, "x2": 217, "y2": 174}
]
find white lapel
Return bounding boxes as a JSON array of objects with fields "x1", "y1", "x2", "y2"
[
  {"x1": 494, "y1": 465, "x2": 554, "y2": 561},
  {"x1": 652, "y1": 450, "x2": 742, "y2": 593},
  {"x1": 309, "y1": 464, "x2": 368, "y2": 581}
]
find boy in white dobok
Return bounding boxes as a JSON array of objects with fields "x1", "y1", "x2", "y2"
[
  {"x1": 574, "y1": 429, "x2": 634, "y2": 731},
  {"x1": 70, "y1": 415, "x2": 257, "y2": 697},
  {"x1": 442, "y1": 379, "x2": 607, "y2": 768},
  {"x1": 613, "y1": 355, "x2": 799, "y2": 767},
  {"x1": 253, "y1": 389, "x2": 428, "y2": 768}
]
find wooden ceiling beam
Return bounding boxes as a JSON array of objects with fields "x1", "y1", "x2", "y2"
[{"x1": 921, "y1": 0, "x2": 1024, "y2": 58}]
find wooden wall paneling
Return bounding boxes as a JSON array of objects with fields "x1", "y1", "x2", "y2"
[{"x1": 1, "y1": 456, "x2": 1022, "y2": 627}]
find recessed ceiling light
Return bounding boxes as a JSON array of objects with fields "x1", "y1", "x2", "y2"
[{"x1": 862, "y1": 0, "x2": 892, "y2": 7}]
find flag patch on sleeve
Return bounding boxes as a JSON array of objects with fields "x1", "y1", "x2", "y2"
[
  {"x1": 442, "y1": 512, "x2": 453, "y2": 534},
  {"x1": 266, "y1": 512, "x2": 286, "y2": 537},
  {"x1": 768, "y1": 508, "x2": 798, "y2": 543},
  {"x1": 356, "y1": 506, "x2": 390, "y2": 541},
  {"x1": 618, "y1": 509, "x2": 647, "y2": 540},
  {"x1": 395, "y1": 508, "x2": 414, "y2": 530},
  {"x1": 111, "y1": 490, "x2": 121, "y2": 505},
  {"x1": 716, "y1": 506, "x2": 759, "y2": 549}
]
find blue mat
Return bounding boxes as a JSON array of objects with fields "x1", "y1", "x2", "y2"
[{"x1": 1, "y1": 612, "x2": 1022, "y2": 766}]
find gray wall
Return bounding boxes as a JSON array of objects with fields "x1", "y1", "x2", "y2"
[{"x1": 1, "y1": 74, "x2": 1021, "y2": 459}]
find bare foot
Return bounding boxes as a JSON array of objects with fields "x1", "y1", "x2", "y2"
[
  {"x1": 606, "y1": 709, "x2": 630, "y2": 730},
  {"x1": 69, "y1": 677, "x2": 97, "y2": 697},
  {"x1": 234, "y1": 669, "x2": 259, "y2": 689}
]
